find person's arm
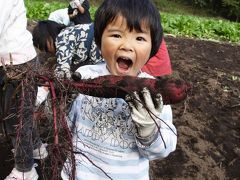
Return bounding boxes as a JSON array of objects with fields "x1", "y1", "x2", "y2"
[
  {"x1": 54, "y1": 28, "x2": 76, "y2": 79},
  {"x1": 0, "y1": 1, "x2": 12, "y2": 37},
  {"x1": 74, "y1": 0, "x2": 89, "y2": 14},
  {"x1": 76, "y1": 4, "x2": 85, "y2": 14},
  {"x1": 54, "y1": 24, "x2": 93, "y2": 79}
]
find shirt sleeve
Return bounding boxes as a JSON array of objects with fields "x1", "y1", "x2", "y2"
[
  {"x1": 54, "y1": 24, "x2": 93, "y2": 78},
  {"x1": 0, "y1": 1, "x2": 12, "y2": 36},
  {"x1": 54, "y1": 27, "x2": 76, "y2": 78},
  {"x1": 81, "y1": 0, "x2": 90, "y2": 10}
]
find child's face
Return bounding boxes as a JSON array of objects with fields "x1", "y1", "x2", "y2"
[{"x1": 101, "y1": 15, "x2": 152, "y2": 76}]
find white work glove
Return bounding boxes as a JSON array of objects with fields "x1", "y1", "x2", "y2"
[
  {"x1": 35, "y1": 86, "x2": 49, "y2": 107},
  {"x1": 126, "y1": 87, "x2": 163, "y2": 138},
  {"x1": 55, "y1": 68, "x2": 72, "y2": 80}
]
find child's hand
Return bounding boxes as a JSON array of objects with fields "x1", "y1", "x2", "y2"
[
  {"x1": 126, "y1": 87, "x2": 163, "y2": 138},
  {"x1": 73, "y1": 9, "x2": 78, "y2": 16}
]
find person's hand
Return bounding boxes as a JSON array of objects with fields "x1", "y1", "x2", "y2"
[
  {"x1": 55, "y1": 69, "x2": 72, "y2": 80},
  {"x1": 73, "y1": 9, "x2": 78, "y2": 16},
  {"x1": 126, "y1": 87, "x2": 163, "y2": 138}
]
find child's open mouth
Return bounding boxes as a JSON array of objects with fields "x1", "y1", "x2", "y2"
[{"x1": 117, "y1": 57, "x2": 133, "y2": 72}]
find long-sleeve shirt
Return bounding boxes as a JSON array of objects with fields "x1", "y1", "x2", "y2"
[
  {"x1": 0, "y1": 0, "x2": 36, "y2": 66},
  {"x1": 61, "y1": 63, "x2": 177, "y2": 180}
]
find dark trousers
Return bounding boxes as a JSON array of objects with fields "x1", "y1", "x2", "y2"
[{"x1": 0, "y1": 58, "x2": 42, "y2": 172}]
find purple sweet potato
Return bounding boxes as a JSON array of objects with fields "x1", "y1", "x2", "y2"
[{"x1": 64, "y1": 75, "x2": 192, "y2": 104}]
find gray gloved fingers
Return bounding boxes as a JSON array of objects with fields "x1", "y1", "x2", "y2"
[
  {"x1": 127, "y1": 99, "x2": 146, "y2": 123},
  {"x1": 132, "y1": 91, "x2": 144, "y2": 110},
  {"x1": 142, "y1": 88, "x2": 163, "y2": 113},
  {"x1": 155, "y1": 93, "x2": 163, "y2": 112},
  {"x1": 141, "y1": 87, "x2": 155, "y2": 110}
]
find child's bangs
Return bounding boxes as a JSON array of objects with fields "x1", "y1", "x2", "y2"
[{"x1": 110, "y1": 12, "x2": 151, "y2": 33}]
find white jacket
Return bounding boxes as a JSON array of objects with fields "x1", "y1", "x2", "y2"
[{"x1": 0, "y1": 0, "x2": 36, "y2": 66}]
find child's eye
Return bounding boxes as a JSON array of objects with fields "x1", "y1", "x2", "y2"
[
  {"x1": 111, "y1": 34, "x2": 121, "y2": 38},
  {"x1": 136, "y1": 37, "x2": 146, "y2": 41}
]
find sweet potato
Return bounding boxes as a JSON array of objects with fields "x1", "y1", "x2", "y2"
[{"x1": 63, "y1": 75, "x2": 192, "y2": 104}]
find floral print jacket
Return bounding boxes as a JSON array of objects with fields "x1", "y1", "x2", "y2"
[{"x1": 54, "y1": 23, "x2": 103, "y2": 78}]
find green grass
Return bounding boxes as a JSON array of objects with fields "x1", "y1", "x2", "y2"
[
  {"x1": 25, "y1": 0, "x2": 98, "y2": 20},
  {"x1": 161, "y1": 12, "x2": 240, "y2": 43},
  {"x1": 24, "y1": 0, "x2": 240, "y2": 44},
  {"x1": 25, "y1": 0, "x2": 67, "y2": 20}
]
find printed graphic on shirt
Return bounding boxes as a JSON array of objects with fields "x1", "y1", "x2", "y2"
[{"x1": 72, "y1": 96, "x2": 137, "y2": 158}]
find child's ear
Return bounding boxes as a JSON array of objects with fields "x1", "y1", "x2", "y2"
[{"x1": 46, "y1": 38, "x2": 55, "y2": 54}]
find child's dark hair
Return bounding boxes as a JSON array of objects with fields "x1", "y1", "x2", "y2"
[
  {"x1": 32, "y1": 20, "x2": 66, "y2": 52},
  {"x1": 94, "y1": 0, "x2": 163, "y2": 58}
]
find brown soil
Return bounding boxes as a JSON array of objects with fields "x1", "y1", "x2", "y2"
[
  {"x1": 150, "y1": 36, "x2": 240, "y2": 179},
  {"x1": 0, "y1": 24, "x2": 240, "y2": 179}
]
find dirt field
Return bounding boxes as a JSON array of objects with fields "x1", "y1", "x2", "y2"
[
  {"x1": 0, "y1": 28, "x2": 240, "y2": 179},
  {"x1": 150, "y1": 36, "x2": 240, "y2": 179}
]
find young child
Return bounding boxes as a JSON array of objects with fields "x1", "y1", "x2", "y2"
[
  {"x1": 68, "y1": 0, "x2": 91, "y2": 25},
  {"x1": 61, "y1": 0, "x2": 177, "y2": 179},
  {"x1": 0, "y1": 0, "x2": 48, "y2": 179}
]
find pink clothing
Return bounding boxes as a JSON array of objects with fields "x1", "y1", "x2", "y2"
[{"x1": 142, "y1": 39, "x2": 172, "y2": 76}]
